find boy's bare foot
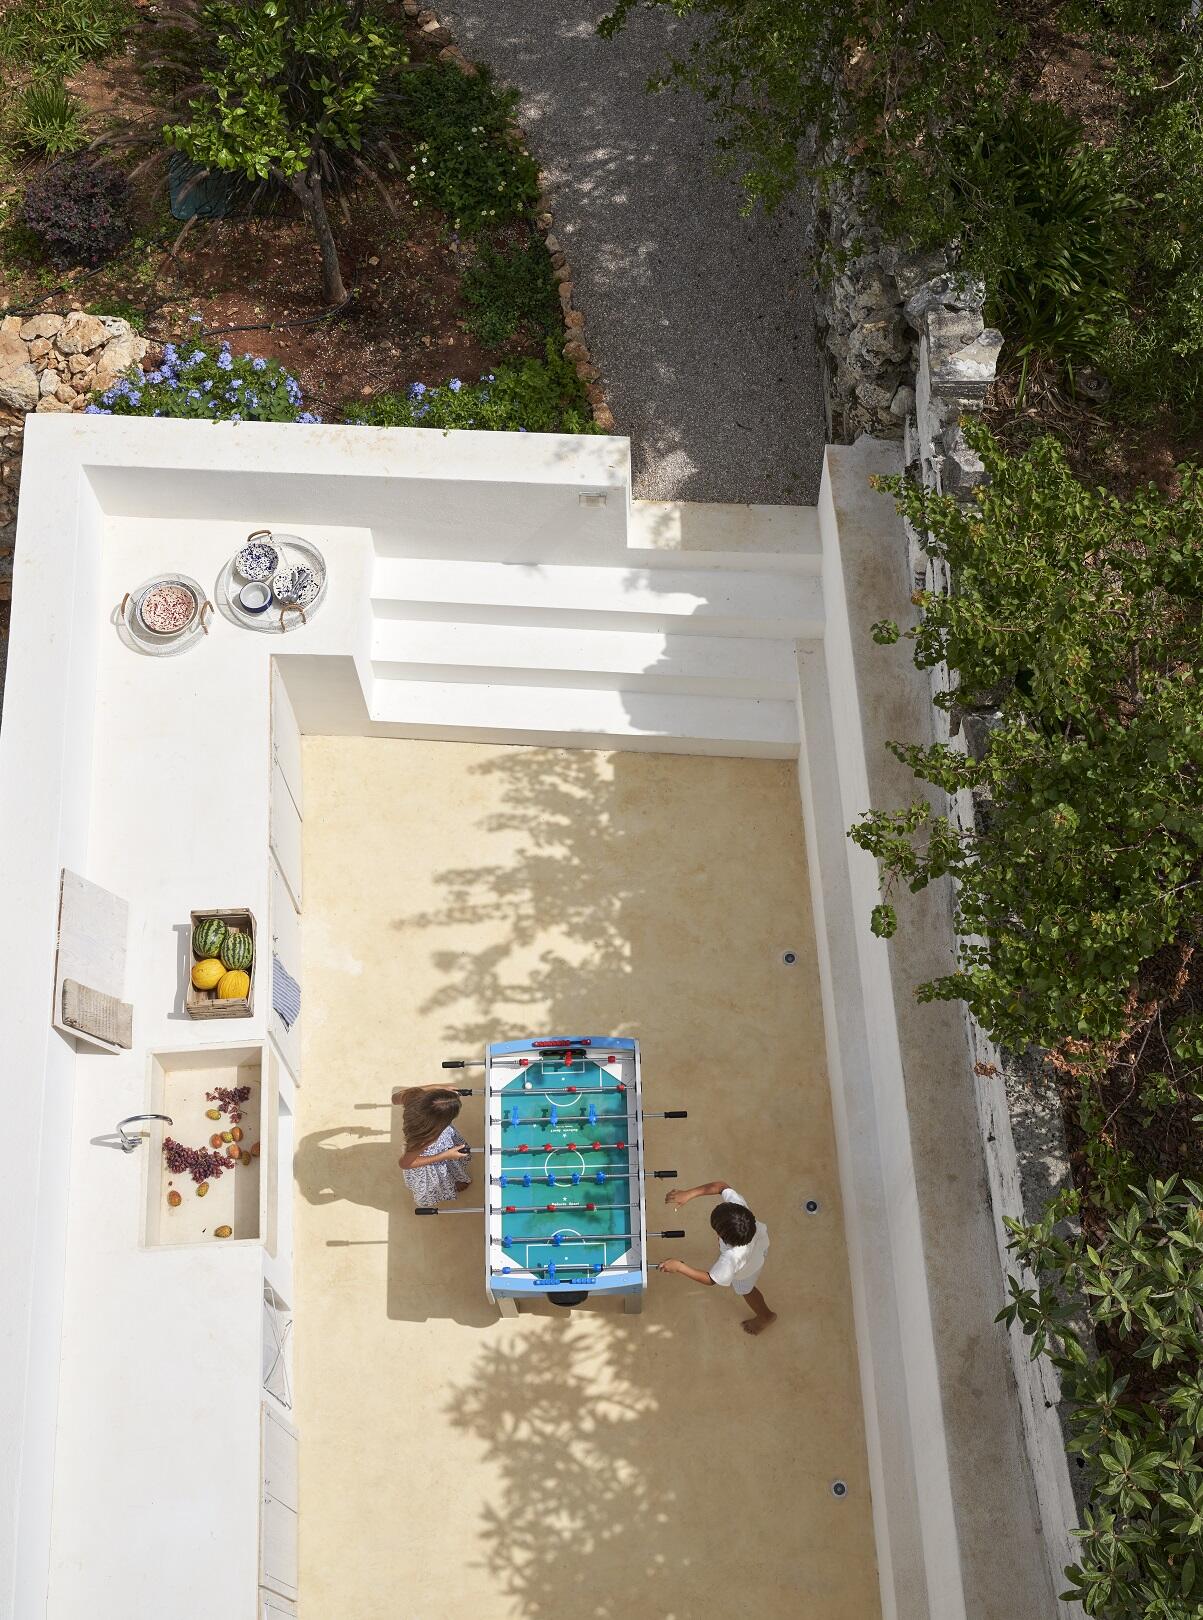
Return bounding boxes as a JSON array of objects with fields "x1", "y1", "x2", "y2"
[{"x1": 742, "y1": 1312, "x2": 777, "y2": 1335}]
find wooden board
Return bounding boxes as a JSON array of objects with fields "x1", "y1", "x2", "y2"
[
  {"x1": 52, "y1": 869, "x2": 130, "y2": 1054},
  {"x1": 186, "y1": 908, "x2": 256, "y2": 1019}
]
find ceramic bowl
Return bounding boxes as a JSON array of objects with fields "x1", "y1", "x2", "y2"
[
  {"x1": 137, "y1": 580, "x2": 199, "y2": 637},
  {"x1": 238, "y1": 580, "x2": 272, "y2": 615},
  {"x1": 272, "y1": 563, "x2": 318, "y2": 606},
  {"x1": 234, "y1": 538, "x2": 279, "y2": 582}
]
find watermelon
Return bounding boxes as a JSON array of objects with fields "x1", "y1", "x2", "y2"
[
  {"x1": 193, "y1": 917, "x2": 227, "y2": 959},
  {"x1": 220, "y1": 930, "x2": 253, "y2": 972}
]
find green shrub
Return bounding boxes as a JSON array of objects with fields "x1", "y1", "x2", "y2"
[
  {"x1": 344, "y1": 344, "x2": 596, "y2": 433},
  {"x1": 394, "y1": 63, "x2": 539, "y2": 233},
  {"x1": 854, "y1": 424, "x2": 1203, "y2": 1055},
  {"x1": 9, "y1": 79, "x2": 87, "y2": 157},
  {"x1": 1094, "y1": 42, "x2": 1203, "y2": 426},
  {"x1": 462, "y1": 234, "x2": 559, "y2": 344},
  {"x1": 1001, "y1": 1177, "x2": 1203, "y2": 1618},
  {"x1": 85, "y1": 336, "x2": 321, "y2": 422},
  {"x1": 0, "y1": 0, "x2": 131, "y2": 73},
  {"x1": 954, "y1": 100, "x2": 1128, "y2": 393}
]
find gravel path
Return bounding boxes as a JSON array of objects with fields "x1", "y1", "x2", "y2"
[{"x1": 436, "y1": 1, "x2": 826, "y2": 504}]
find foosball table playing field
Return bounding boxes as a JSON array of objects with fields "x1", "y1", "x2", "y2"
[{"x1": 420, "y1": 1037, "x2": 688, "y2": 1314}]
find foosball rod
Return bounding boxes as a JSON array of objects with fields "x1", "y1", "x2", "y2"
[
  {"x1": 442, "y1": 1055, "x2": 624, "y2": 1071},
  {"x1": 507, "y1": 1111, "x2": 686, "y2": 1122},
  {"x1": 491, "y1": 1170, "x2": 677, "y2": 1185},
  {"x1": 499, "y1": 1199, "x2": 645, "y2": 1214},
  {"x1": 489, "y1": 1111, "x2": 687, "y2": 1123},
  {"x1": 442, "y1": 1085, "x2": 629, "y2": 1097},
  {"x1": 501, "y1": 1231, "x2": 684, "y2": 1246},
  {"x1": 493, "y1": 1262, "x2": 644, "y2": 1277}
]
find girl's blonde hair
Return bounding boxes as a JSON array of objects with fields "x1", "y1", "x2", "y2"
[{"x1": 402, "y1": 1088, "x2": 462, "y2": 1155}]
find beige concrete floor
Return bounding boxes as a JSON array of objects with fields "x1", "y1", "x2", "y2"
[{"x1": 297, "y1": 738, "x2": 879, "y2": 1620}]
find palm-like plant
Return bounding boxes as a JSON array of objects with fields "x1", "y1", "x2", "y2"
[{"x1": 956, "y1": 101, "x2": 1130, "y2": 400}]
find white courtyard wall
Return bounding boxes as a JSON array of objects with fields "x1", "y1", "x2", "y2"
[{"x1": 0, "y1": 418, "x2": 1061, "y2": 1620}]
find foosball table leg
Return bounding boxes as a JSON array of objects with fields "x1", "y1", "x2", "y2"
[
  {"x1": 624, "y1": 1292, "x2": 643, "y2": 1315},
  {"x1": 497, "y1": 1296, "x2": 519, "y2": 1318}
]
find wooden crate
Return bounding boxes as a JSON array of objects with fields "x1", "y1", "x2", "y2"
[{"x1": 186, "y1": 908, "x2": 256, "y2": 1019}]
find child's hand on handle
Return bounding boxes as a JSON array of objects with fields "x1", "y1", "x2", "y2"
[
  {"x1": 657, "y1": 1259, "x2": 686, "y2": 1275},
  {"x1": 664, "y1": 1188, "x2": 688, "y2": 1208},
  {"x1": 441, "y1": 1144, "x2": 470, "y2": 1161}
]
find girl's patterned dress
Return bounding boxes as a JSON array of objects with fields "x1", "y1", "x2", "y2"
[{"x1": 402, "y1": 1123, "x2": 472, "y2": 1206}]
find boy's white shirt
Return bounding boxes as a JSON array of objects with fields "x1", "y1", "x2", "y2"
[{"x1": 708, "y1": 1187, "x2": 769, "y2": 1287}]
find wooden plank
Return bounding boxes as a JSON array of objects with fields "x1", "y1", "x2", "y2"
[{"x1": 52, "y1": 869, "x2": 130, "y2": 1054}]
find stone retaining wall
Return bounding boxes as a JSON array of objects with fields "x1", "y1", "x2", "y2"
[{"x1": 0, "y1": 312, "x2": 148, "y2": 596}]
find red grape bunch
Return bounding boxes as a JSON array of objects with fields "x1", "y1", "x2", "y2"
[
  {"x1": 162, "y1": 1137, "x2": 235, "y2": 1183},
  {"x1": 205, "y1": 1084, "x2": 251, "y2": 1123}
]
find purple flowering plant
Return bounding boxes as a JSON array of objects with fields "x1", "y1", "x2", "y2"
[
  {"x1": 84, "y1": 338, "x2": 321, "y2": 424},
  {"x1": 344, "y1": 342, "x2": 596, "y2": 434}
]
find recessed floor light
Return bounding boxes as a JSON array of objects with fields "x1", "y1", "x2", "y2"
[
  {"x1": 782, "y1": 951, "x2": 797, "y2": 965},
  {"x1": 803, "y1": 1198, "x2": 821, "y2": 1215},
  {"x1": 831, "y1": 1480, "x2": 848, "y2": 1499}
]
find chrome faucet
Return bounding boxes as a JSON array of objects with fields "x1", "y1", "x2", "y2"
[{"x1": 116, "y1": 1114, "x2": 173, "y2": 1153}]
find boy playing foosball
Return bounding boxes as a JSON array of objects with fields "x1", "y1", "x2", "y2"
[{"x1": 656, "y1": 1180, "x2": 777, "y2": 1336}]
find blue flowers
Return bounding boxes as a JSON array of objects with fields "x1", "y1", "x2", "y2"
[
  {"x1": 449, "y1": 378, "x2": 463, "y2": 392},
  {"x1": 81, "y1": 334, "x2": 317, "y2": 425},
  {"x1": 408, "y1": 382, "x2": 427, "y2": 399}
]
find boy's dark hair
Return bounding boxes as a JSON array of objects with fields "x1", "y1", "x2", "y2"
[{"x1": 710, "y1": 1199, "x2": 757, "y2": 1246}]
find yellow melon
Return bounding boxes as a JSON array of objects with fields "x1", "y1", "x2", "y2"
[
  {"x1": 216, "y1": 969, "x2": 250, "y2": 1000},
  {"x1": 191, "y1": 958, "x2": 225, "y2": 991}
]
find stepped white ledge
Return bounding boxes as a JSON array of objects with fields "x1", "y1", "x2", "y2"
[
  {"x1": 628, "y1": 500, "x2": 822, "y2": 571},
  {"x1": 370, "y1": 557, "x2": 822, "y2": 639},
  {"x1": 366, "y1": 676, "x2": 799, "y2": 758},
  {"x1": 369, "y1": 621, "x2": 800, "y2": 698}
]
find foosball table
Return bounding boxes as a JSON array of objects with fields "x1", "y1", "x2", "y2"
[{"x1": 422, "y1": 1036, "x2": 687, "y2": 1313}]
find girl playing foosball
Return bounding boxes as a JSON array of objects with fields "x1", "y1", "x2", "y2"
[{"x1": 393, "y1": 1084, "x2": 472, "y2": 1207}]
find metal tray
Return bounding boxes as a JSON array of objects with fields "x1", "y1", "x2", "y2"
[
  {"x1": 117, "y1": 573, "x2": 212, "y2": 658},
  {"x1": 217, "y1": 531, "x2": 327, "y2": 634}
]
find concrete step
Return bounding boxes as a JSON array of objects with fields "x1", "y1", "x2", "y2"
[
  {"x1": 369, "y1": 619, "x2": 799, "y2": 698},
  {"x1": 370, "y1": 557, "x2": 822, "y2": 639},
  {"x1": 627, "y1": 500, "x2": 822, "y2": 571},
  {"x1": 367, "y1": 675, "x2": 799, "y2": 758}
]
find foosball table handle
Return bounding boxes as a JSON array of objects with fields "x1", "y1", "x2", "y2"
[
  {"x1": 656, "y1": 1230, "x2": 686, "y2": 1239},
  {"x1": 664, "y1": 1110, "x2": 688, "y2": 1119},
  {"x1": 441, "y1": 1060, "x2": 466, "y2": 1069},
  {"x1": 652, "y1": 1170, "x2": 678, "y2": 1179}
]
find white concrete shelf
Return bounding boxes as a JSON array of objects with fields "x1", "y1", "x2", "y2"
[{"x1": 369, "y1": 620, "x2": 799, "y2": 698}]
